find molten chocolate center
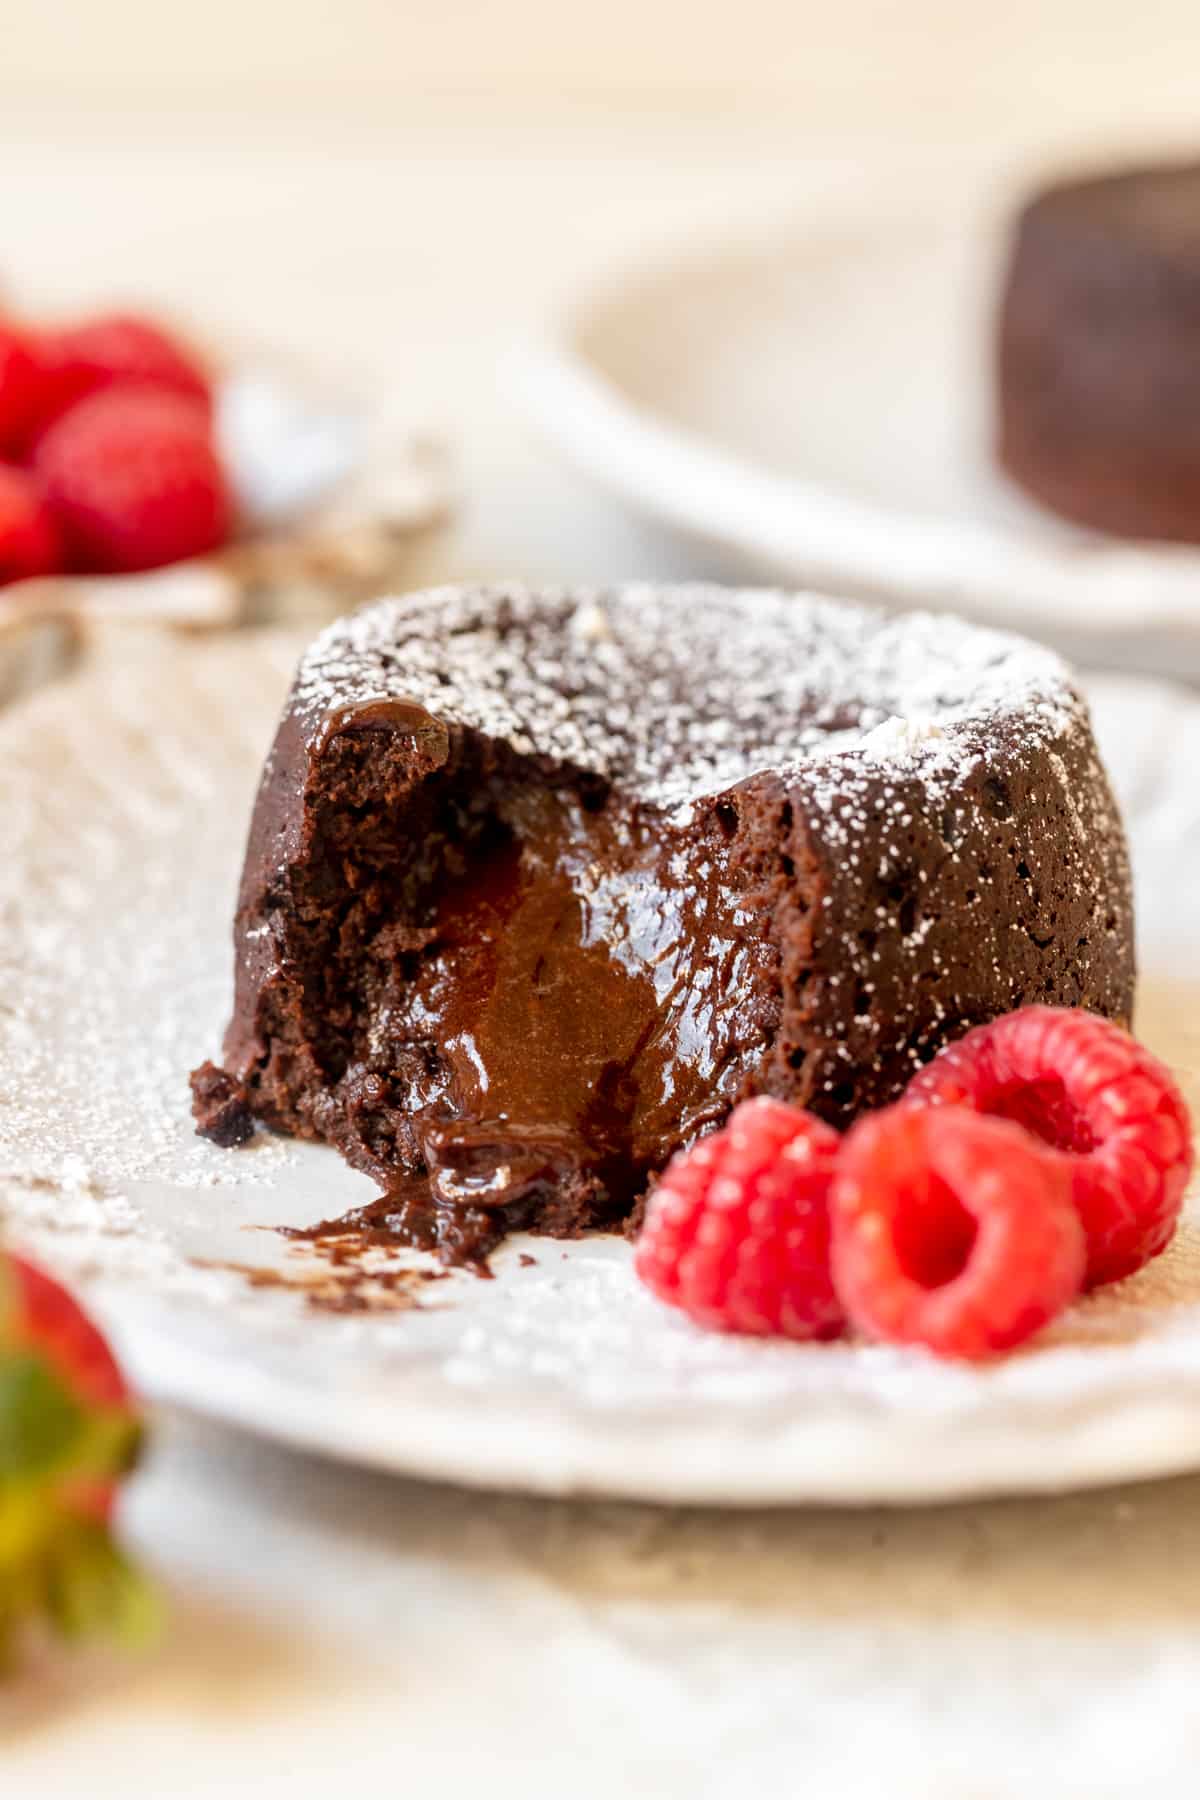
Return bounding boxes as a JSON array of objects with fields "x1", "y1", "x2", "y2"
[{"x1": 369, "y1": 777, "x2": 775, "y2": 1227}]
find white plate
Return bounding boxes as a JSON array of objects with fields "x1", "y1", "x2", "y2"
[
  {"x1": 1, "y1": 623, "x2": 1199, "y2": 1506},
  {"x1": 517, "y1": 213, "x2": 1200, "y2": 679}
]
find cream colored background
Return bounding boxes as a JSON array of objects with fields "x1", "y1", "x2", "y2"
[
  {"x1": 7, "y1": 7, "x2": 1200, "y2": 1797},
  {"x1": 2, "y1": 0, "x2": 1200, "y2": 134}
]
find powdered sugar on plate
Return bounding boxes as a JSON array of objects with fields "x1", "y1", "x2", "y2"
[{"x1": 0, "y1": 628, "x2": 307, "y2": 1296}]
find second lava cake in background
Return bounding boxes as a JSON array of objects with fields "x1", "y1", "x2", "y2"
[{"x1": 998, "y1": 159, "x2": 1200, "y2": 541}]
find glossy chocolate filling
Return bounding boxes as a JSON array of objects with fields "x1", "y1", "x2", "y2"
[{"x1": 296, "y1": 742, "x2": 779, "y2": 1266}]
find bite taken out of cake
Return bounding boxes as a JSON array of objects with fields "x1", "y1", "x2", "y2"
[{"x1": 191, "y1": 583, "x2": 1134, "y2": 1267}]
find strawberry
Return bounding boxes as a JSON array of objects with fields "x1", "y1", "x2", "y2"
[
  {"x1": 0, "y1": 322, "x2": 44, "y2": 455},
  {"x1": 28, "y1": 311, "x2": 213, "y2": 442},
  {"x1": 35, "y1": 387, "x2": 232, "y2": 574},
  {"x1": 0, "y1": 1250, "x2": 157, "y2": 1660},
  {"x1": 0, "y1": 466, "x2": 62, "y2": 587}
]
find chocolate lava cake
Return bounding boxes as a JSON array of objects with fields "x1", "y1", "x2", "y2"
[
  {"x1": 998, "y1": 159, "x2": 1200, "y2": 541},
  {"x1": 192, "y1": 583, "x2": 1134, "y2": 1264}
]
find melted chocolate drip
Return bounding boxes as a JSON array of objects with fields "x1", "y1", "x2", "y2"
[
  {"x1": 283, "y1": 1176, "x2": 506, "y2": 1279},
  {"x1": 296, "y1": 775, "x2": 775, "y2": 1267}
]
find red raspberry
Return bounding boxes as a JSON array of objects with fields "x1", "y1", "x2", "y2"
[
  {"x1": 0, "y1": 465, "x2": 62, "y2": 585},
  {"x1": 634, "y1": 1097, "x2": 845, "y2": 1340},
  {"x1": 831, "y1": 1106, "x2": 1085, "y2": 1360},
  {"x1": 30, "y1": 311, "x2": 213, "y2": 439},
  {"x1": 0, "y1": 321, "x2": 44, "y2": 454},
  {"x1": 905, "y1": 1007, "x2": 1193, "y2": 1288},
  {"x1": 35, "y1": 387, "x2": 232, "y2": 574}
]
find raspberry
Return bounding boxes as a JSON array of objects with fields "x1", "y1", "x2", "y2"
[
  {"x1": 30, "y1": 311, "x2": 213, "y2": 439},
  {"x1": 0, "y1": 320, "x2": 44, "y2": 454},
  {"x1": 35, "y1": 387, "x2": 232, "y2": 574},
  {"x1": 831, "y1": 1106, "x2": 1085, "y2": 1360},
  {"x1": 634, "y1": 1097, "x2": 845, "y2": 1339},
  {"x1": 905, "y1": 1007, "x2": 1193, "y2": 1288},
  {"x1": 0, "y1": 465, "x2": 62, "y2": 585}
]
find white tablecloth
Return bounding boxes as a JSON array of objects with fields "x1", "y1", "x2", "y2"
[{"x1": 7, "y1": 1412, "x2": 1200, "y2": 1797}]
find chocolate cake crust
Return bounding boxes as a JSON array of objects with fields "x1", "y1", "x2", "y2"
[
  {"x1": 998, "y1": 160, "x2": 1200, "y2": 541},
  {"x1": 195, "y1": 583, "x2": 1135, "y2": 1262}
]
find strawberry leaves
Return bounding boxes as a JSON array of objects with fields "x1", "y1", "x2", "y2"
[
  {"x1": 0, "y1": 1497, "x2": 161, "y2": 1665},
  {"x1": 43, "y1": 1517, "x2": 161, "y2": 1647},
  {"x1": 0, "y1": 1250, "x2": 158, "y2": 1666},
  {"x1": 0, "y1": 1355, "x2": 87, "y2": 1484}
]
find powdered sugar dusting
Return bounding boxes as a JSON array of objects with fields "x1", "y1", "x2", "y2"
[
  {"x1": 294, "y1": 584, "x2": 1081, "y2": 820},
  {"x1": 858, "y1": 712, "x2": 948, "y2": 761}
]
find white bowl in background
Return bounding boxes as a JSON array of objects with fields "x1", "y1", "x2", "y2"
[{"x1": 516, "y1": 209, "x2": 1200, "y2": 679}]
